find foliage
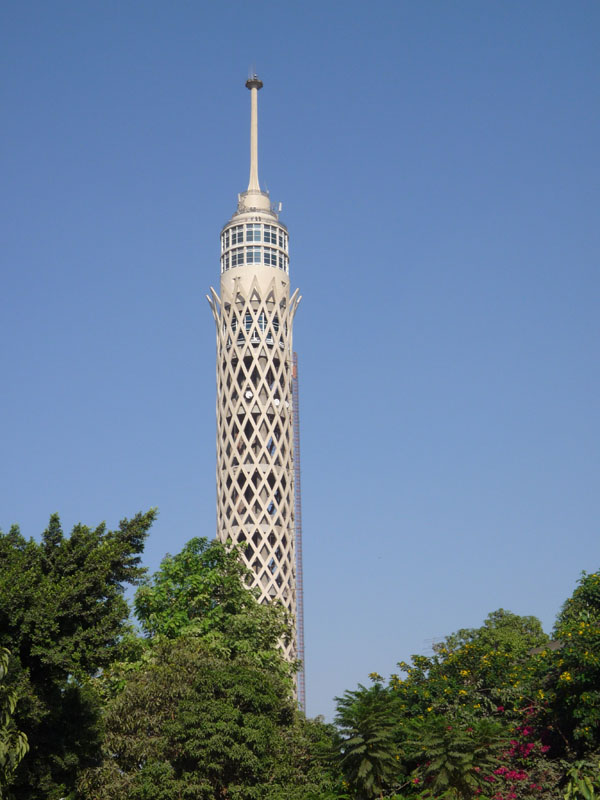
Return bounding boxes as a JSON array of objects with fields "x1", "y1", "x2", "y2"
[
  {"x1": 403, "y1": 715, "x2": 505, "y2": 799},
  {"x1": 547, "y1": 571, "x2": 600, "y2": 756},
  {"x1": 390, "y1": 609, "x2": 549, "y2": 722},
  {"x1": 79, "y1": 635, "x2": 335, "y2": 800},
  {"x1": 133, "y1": 537, "x2": 293, "y2": 673},
  {"x1": 334, "y1": 683, "x2": 399, "y2": 799},
  {"x1": 82, "y1": 536, "x2": 337, "y2": 799},
  {"x1": 0, "y1": 510, "x2": 155, "y2": 800},
  {"x1": 0, "y1": 649, "x2": 28, "y2": 797},
  {"x1": 563, "y1": 760, "x2": 600, "y2": 800},
  {"x1": 330, "y1": 609, "x2": 575, "y2": 800}
]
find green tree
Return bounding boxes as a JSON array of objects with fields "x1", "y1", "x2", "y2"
[
  {"x1": 391, "y1": 609, "x2": 549, "y2": 721},
  {"x1": 331, "y1": 611, "x2": 556, "y2": 800},
  {"x1": 134, "y1": 537, "x2": 294, "y2": 674},
  {"x1": 334, "y1": 682, "x2": 400, "y2": 799},
  {"x1": 403, "y1": 715, "x2": 505, "y2": 799},
  {"x1": 0, "y1": 510, "x2": 155, "y2": 799},
  {"x1": 79, "y1": 636, "x2": 298, "y2": 799},
  {"x1": 547, "y1": 570, "x2": 600, "y2": 757},
  {"x1": 0, "y1": 649, "x2": 28, "y2": 797},
  {"x1": 82, "y1": 538, "x2": 337, "y2": 799}
]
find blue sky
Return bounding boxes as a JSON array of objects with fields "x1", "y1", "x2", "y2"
[{"x1": 2, "y1": 0, "x2": 599, "y2": 719}]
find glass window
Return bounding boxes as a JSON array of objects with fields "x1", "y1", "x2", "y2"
[
  {"x1": 278, "y1": 254, "x2": 284, "y2": 270},
  {"x1": 222, "y1": 232, "x2": 230, "y2": 249},
  {"x1": 231, "y1": 315, "x2": 237, "y2": 332},
  {"x1": 257, "y1": 311, "x2": 266, "y2": 331},
  {"x1": 273, "y1": 315, "x2": 279, "y2": 332},
  {"x1": 246, "y1": 223, "x2": 261, "y2": 242},
  {"x1": 247, "y1": 247, "x2": 261, "y2": 263},
  {"x1": 264, "y1": 247, "x2": 277, "y2": 266},
  {"x1": 244, "y1": 311, "x2": 252, "y2": 331},
  {"x1": 222, "y1": 254, "x2": 230, "y2": 272},
  {"x1": 264, "y1": 224, "x2": 277, "y2": 244},
  {"x1": 231, "y1": 225, "x2": 244, "y2": 245},
  {"x1": 231, "y1": 248, "x2": 244, "y2": 267},
  {"x1": 278, "y1": 231, "x2": 284, "y2": 248}
]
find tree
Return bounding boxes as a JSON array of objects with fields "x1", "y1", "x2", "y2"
[
  {"x1": 80, "y1": 636, "x2": 324, "y2": 799},
  {"x1": 546, "y1": 570, "x2": 600, "y2": 757},
  {"x1": 81, "y1": 537, "x2": 336, "y2": 800},
  {"x1": 389, "y1": 609, "x2": 550, "y2": 725},
  {"x1": 403, "y1": 715, "x2": 505, "y2": 799},
  {"x1": 133, "y1": 537, "x2": 294, "y2": 675},
  {"x1": 334, "y1": 682, "x2": 399, "y2": 799},
  {"x1": 0, "y1": 510, "x2": 155, "y2": 799},
  {"x1": 0, "y1": 649, "x2": 28, "y2": 797},
  {"x1": 331, "y1": 611, "x2": 559, "y2": 800}
]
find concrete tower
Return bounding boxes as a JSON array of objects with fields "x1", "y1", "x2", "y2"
[{"x1": 207, "y1": 77, "x2": 300, "y2": 660}]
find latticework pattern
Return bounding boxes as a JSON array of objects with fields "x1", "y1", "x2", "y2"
[{"x1": 208, "y1": 271, "x2": 300, "y2": 660}]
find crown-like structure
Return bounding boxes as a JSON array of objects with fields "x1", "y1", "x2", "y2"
[{"x1": 207, "y1": 77, "x2": 301, "y2": 660}]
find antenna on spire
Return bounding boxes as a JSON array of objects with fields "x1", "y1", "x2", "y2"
[{"x1": 245, "y1": 74, "x2": 263, "y2": 193}]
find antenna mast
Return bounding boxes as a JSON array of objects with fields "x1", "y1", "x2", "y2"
[{"x1": 292, "y1": 352, "x2": 306, "y2": 713}]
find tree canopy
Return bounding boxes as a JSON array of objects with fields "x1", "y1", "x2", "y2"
[
  {"x1": 331, "y1": 595, "x2": 600, "y2": 799},
  {"x1": 1, "y1": 508, "x2": 598, "y2": 800},
  {"x1": 0, "y1": 510, "x2": 155, "y2": 799},
  {"x1": 133, "y1": 537, "x2": 293, "y2": 671},
  {"x1": 81, "y1": 537, "x2": 336, "y2": 800}
]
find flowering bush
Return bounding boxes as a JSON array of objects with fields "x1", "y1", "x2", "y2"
[{"x1": 332, "y1": 574, "x2": 600, "y2": 800}]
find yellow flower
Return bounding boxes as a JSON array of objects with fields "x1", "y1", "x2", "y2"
[
  {"x1": 459, "y1": 689, "x2": 467, "y2": 696},
  {"x1": 427, "y1": 706, "x2": 433, "y2": 712},
  {"x1": 460, "y1": 669, "x2": 469, "y2": 676}
]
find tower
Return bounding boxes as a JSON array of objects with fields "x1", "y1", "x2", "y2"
[{"x1": 207, "y1": 77, "x2": 301, "y2": 661}]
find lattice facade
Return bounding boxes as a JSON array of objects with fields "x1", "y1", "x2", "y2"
[{"x1": 207, "y1": 77, "x2": 301, "y2": 661}]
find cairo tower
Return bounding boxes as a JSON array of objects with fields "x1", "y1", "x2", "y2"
[{"x1": 207, "y1": 78, "x2": 303, "y2": 678}]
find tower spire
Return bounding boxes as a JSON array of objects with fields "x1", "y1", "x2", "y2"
[{"x1": 246, "y1": 75, "x2": 263, "y2": 192}]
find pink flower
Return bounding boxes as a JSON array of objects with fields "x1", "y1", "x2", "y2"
[{"x1": 496, "y1": 705, "x2": 505, "y2": 712}]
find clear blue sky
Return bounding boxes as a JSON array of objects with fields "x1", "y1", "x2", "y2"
[{"x1": 2, "y1": 0, "x2": 599, "y2": 719}]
